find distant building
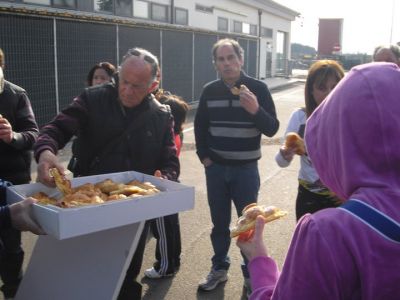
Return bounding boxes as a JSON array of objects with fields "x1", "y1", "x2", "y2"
[
  {"x1": 318, "y1": 18, "x2": 343, "y2": 57},
  {"x1": 0, "y1": 0, "x2": 298, "y2": 125}
]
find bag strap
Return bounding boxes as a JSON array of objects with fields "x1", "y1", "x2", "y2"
[{"x1": 339, "y1": 199, "x2": 400, "y2": 243}]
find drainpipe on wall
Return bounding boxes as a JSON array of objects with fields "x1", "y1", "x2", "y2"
[
  {"x1": 258, "y1": 9, "x2": 262, "y2": 79},
  {"x1": 170, "y1": 0, "x2": 174, "y2": 24}
]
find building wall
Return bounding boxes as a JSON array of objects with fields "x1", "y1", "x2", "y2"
[
  {"x1": 172, "y1": 0, "x2": 295, "y2": 78},
  {"x1": 0, "y1": 0, "x2": 298, "y2": 125}
]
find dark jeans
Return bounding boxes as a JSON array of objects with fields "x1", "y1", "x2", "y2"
[
  {"x1": 0, "y1": 227, "x2": 24, "y2": 298},
  {"x1": 296, "y1": 184, "x2": 340, "y2": 221},
  {"x1": 0, "y1": 180, "x2": 24, "y2": 299},
  {"x1": 205, "y1": 161, "x2": 260, "y2": 278},
  {"x1": 118, "y1": 221, "x2": 149, "y2": 300}
]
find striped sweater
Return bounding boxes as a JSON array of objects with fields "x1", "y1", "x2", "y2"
[{"x1": 195, "y1": 72, "x2": 279, "y2": 165}]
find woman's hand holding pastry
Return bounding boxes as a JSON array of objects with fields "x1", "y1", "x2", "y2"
[
  {"x1": 280, "y1": 145, "x2": 296, "y2": 162},
  {"x1": 236, "y1": 216, "x2": 268, "y2": 261}
]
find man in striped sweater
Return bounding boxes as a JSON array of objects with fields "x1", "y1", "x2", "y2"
[{"x1": 195, "y1": 38, "x2": 279, "y2": 295}]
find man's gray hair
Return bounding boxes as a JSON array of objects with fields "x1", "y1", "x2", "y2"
[
  {"x1": 373, "y1": 44, "x2": 400, "y2": 61},
  {"x1": 121, "y1": 47, "x2": 159, "y2": 82},
  {"x1": 212, "y1": 38, "x2": 244, "y2": 62}
]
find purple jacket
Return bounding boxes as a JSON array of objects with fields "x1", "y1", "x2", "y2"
[{"x1": 248, "y1": 63, "x2": 400, "y2": 299}]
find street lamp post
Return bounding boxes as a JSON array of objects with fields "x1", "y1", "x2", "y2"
[{"x1": 390, "y1": 0, "x2": 395, "y2": 44}]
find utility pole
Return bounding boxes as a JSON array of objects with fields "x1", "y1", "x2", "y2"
[
  {"x1": 390, "y1": 0, "x2": 395, "y2": 44},
  {"x1": 171, "y1": 0, "x2": 175, "y2": 24}
]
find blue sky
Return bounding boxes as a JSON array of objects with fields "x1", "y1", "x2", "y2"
[{"x1": 275, "y1": 0, "x2": 399, "y2": 54}]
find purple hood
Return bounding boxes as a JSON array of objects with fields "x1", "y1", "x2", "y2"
[{"x1": 248, "y1": 63, "x2": 400, "y2": 300}]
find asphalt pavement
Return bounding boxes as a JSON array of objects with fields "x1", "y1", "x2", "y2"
[{"x1": 11, "y1": 74, "x2": 306, "y2": 300}]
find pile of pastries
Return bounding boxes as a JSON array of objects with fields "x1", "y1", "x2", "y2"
[{"x1": 31, "y1": 168, "x2": 160, "y2": 208}]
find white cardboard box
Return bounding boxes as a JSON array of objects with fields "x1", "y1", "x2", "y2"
[{"x1": 7, "y1": 171, "x2": 195, "y2": 240}]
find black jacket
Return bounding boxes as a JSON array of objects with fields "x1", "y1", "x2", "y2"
[
  {"x1": 34, "y1": 83, "x2": 179, "y2": 181},
  {"x1": 0, "y1": 80, "x2": 38, "y2": 184}
]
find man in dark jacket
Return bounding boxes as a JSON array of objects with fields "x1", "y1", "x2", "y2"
[
  {"x1": 34, "y1": 47, "x2": 179, "y2": 299},
  {"x1": 0, "y1": 48, "x2": 39, "y2": 299},
  {"x1": 195, "y1": 38, "x2": 279, "y2": 295}
]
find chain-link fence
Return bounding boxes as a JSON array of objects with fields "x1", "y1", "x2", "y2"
[{"x1": 0, "y1": 13, "x2": 258, "y2": 127}]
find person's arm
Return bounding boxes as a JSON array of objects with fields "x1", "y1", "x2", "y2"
[
  {"x1": 0, "y1": 198, "x2": 45, "y2": 235},
  {"x1": 194, "y1": 88, "x2": 212, "y2": 165},
  {"x1": 9, "y1": 198, "x2": 45, "y2": 235},
  {"x1": 157, "y1": 113, "x2": 180, "y2": 181},
  {"x1": 0, "y1": 91, "x2": 38, "y2": 149},
  {"x1": 34, "y1": 94, "x2": 88, "y2": 186},
  {"x1": 275, "y1": 109, "x2": 303, "y2": 167},
  {"x1": 238, "y1": 215, "x2": 343, "y2": 300},
  {"x1": 246, "y1": 83, "x2": 279, "y2": 137},
  {"x1": 275, "y1": 148, "x2": 294, "y2": 167},
  {"x1": 236, "y1": 216, "x2": 279, "y2": 299}
]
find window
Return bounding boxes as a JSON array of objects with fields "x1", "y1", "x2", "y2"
[
  {"x1": 52, "y1": 0, "x2": 76, "y2": 8},
  {"x1": 175, "y1": 7, "x2": 188, "y2": 25},
  {"x1": 151, "y1": 3, "x2": 169, "y2": 22},
  {"x1": 250, "y1": 24, "x2": 257, "y2": 36},
  {"x1": 133, "y1": 0, "x2": 149, "y2": 18},
  {"x1": 242, "y1": 22, "x2": 250, "y2": 34},
  {"x1": 94, "y1": 0, "x2": 113, "y2": 13},
  {"x1": 218, "y1": 17, "x2": 228, "y2": 32},
  {"x1": 115, "y1": 0, "x2": 132, "y2": 17},
  {"x1": 23, "y1": 0, "x2": 50, "y2": 5},
  {"x1": 233, "y1": 21, "x2": 242, "y2": 33},
  {"x1": 261, "y1": 27, "x2": 273, "y2": 38},
  {"x1": 195, "y1": 4, "x2": 213, "y2": 14}
]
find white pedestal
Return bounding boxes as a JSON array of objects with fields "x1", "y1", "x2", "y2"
[
  {"x1": 15, "y1": 222, "x2": 145, "y2": 300},
  {"x1": 7, "y1": 171, "x2": 195, "y2": 299}
]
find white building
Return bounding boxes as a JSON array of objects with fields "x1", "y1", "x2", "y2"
[{"x1": 0, "y1": 0, "x2": 299, "y2": 123}]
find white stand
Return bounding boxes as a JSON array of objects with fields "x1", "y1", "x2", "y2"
[
  {"x1": 8, "y1": 171, "x2": 195, "y2": 300},
  {"x1": 15, "y1": 222, "x2": 145, "y2": 300}
]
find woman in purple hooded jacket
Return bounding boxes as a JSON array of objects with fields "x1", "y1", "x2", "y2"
[{"x1": 237, "y1": 62, "x2": 400, "y2": 299}]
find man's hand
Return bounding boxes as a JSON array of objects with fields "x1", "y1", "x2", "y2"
[
  {"x1": 201, "y1": 157, "x2": 213, "y2": 167},
  {"x1": 0, "y1": 115, "x2": 13, "y2": 144},
  {"x1": 9, "y1": 197, "x2": 46, "y2": 235},
  {"x1": 236, "y1": 215, "x2": 268, "y2": 261},
  {"x1": 37, "y1": 150, "x2": 64, "y2": 187},
  {"x1": 239, "y1": 86, "x2": 259, "y2": 115}
]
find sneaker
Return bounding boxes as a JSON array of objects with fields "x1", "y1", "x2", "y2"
[
  {"x1": 144, "y1": 267, "x2": 174, "y2": 279},
  {"x1": 198, "y1": 269, "x2": 228, "y2": 291},
  {"x1": 244, "y1": 277, "x2": 252, "y2": 298}
]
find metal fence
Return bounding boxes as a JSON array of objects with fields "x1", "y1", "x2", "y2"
[{"x1": 0, "y1": 13, "x2": 258, "y2": 126}]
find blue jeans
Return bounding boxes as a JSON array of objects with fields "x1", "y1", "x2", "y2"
[{"x1": 205, "y1": 161, "x2": 260, "y2": 278}]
